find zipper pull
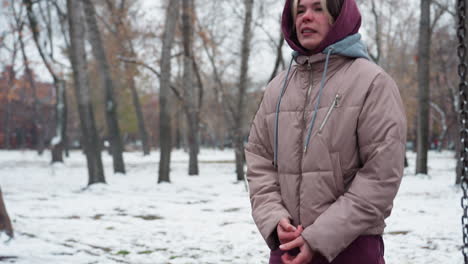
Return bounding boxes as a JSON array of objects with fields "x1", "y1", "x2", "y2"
[{"x1": 334, "y1": 94, "x2": 341, "y2": 107}]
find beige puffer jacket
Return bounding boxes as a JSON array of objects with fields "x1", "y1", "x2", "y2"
[{"x1": 245, "y1": 53, "x2": 406, "y2": 261}]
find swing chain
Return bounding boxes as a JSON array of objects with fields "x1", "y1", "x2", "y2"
[{"x1": 458, "y1": 0, "x2": 468, "y2": 262}]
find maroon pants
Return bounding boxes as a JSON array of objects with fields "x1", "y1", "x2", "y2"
[{"x1": 269, "y1": 235, "x2": 385, "y2": 264}]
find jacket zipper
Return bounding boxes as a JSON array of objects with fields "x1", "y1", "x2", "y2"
[
  {"x1": 318, "y1": 93, "x2": 341, "y2": 133},
  {"x1": 298, "y1": 63, "x2": 313, "y2": 225},
  {"x1": 303, "y1": 66, "x2": 314, "y2": 122}
]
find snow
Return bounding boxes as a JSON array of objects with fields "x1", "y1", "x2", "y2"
[
  {"x1": 0, "y1": 149, "x2": 463, "y2": 263},
  {"x1": 50, "y1": 136, "x2": 61, "y2": 147}
]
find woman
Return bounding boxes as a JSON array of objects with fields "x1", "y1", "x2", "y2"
[{"x1": 244, "y1": 0, "x2": 406, "y2": 263}]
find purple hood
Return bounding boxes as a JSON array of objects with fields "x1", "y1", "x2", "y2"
[{"x1": 281, "y1": 0, "x2": 362, "y2": 55}]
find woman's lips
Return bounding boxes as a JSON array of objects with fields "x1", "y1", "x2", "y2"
[{"x1": 301, "y1": 29, "x2": 317, "y2": 37}]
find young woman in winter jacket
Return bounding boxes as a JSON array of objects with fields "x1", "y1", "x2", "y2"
[{"x1": 244, "y1": 0, "x2": 407, "y2": 263}]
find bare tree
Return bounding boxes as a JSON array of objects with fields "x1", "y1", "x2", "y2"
[
  {"x1": 416, "y1": 0, "x2": 431, "y2": 174},
  {"x1": 103, "y1": 0, "x2": 151, "y2": 156},
  {"x1": 23, "y1": 0, "x2": 67, "y2": 163},
  {"x1": 233, "y1": 0, "x2": 254, "y2": 182},
  {"x1": 429, "y1": 102, "x2": 447, "y2": 151},
  {"x1": 67, "y1": 0, "x2": 106, "y2": 185},
  {"x1": 2, "y1": 65, "x2": 17, "y2": 150},
  {"x1": 82, "y1": 0, "x2": 126, "y2": 174},
  {"x1": 369, "y1": 0, "x2": 382, "y2": 63},
  {"x1": 11, "y1": 2, "x2": 45, "y2": 155},
  {"x1": 182, "y1": 0, "x2": 200, "y2": 175},
  {"x1": 268, "y1": 28, "x2": 285, "y2": 82},
  {"x1": 159, "y1": 0, "x2": 181, "y2": 183},
  {"x1": 0, "y1": 188, "x2": 13, "y2": 238}
]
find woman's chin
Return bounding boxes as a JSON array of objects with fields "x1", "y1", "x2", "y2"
[{"x1": 299, "y1": 41, "x2": 319, "y2": 51}]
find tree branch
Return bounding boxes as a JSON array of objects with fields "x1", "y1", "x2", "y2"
[{"x1": 117, "y1": 55, "x2": 184, "y2": 102}]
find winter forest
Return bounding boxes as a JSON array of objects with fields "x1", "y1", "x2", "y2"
[{"x1": 0, "y1": 0, "x2": 465, "y2": 263}]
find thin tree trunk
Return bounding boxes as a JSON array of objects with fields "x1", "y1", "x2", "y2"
[
  {"x1": 175, "y1": 105, "x2": 182, "y2": 149},
  {"x1": 51, "y1": 78, "x2": 65, "y2": 163},
  {"x1": 67, "y1": 0, "x2": 105, "y2": 185},
  {"x1": 63, "y1": 88, "x2": 69, "y2": 158},
  {"x1": 3, "y1": 69, "x2": 13, "y2": 149},
  {"x1": 158, "y1": 0, "x2": 180, "y2": 183},
  {"x1": 20, "y1": 39, "x2": 45, "y2": 155},
  {"x1": 15, "y1": 9, "x2": 45, "y2": 154},
  {"x1": 234, "y1": 0, "x2": 254, "y2": 182},
  {"x1": 108, "y1": 1, "x2": 151, "y2": 156},
  {"x1": 186, "y1": 110, "x2": 199, "y2": 175},
  {"x1": 125, "y1": 63, "x2": 150, "y2": 155},
  {"x1": 0, "y1": 188, "x2": 13, "y2": 238},
  {"x1": 24, "y1": 0, "x2": 65, "y2": 163},
  {"x1": 429, "y1": 102, "x2": 447, "y2": 151},
  {"x1": 269, "y1": 32, "x2": 285, "y2": 82},
  {"x1": 82, "y1": 0, "x2": 125, "y2": 174},
  {"x1": 416, "y1": 0, "x2": 431, "y2": 174},
  {"x1": 182, "y1": 0, "x2": 199, "y2": 176},
  {"x1": 370, "y1": 0, "x2": 382, "y2": 63}
]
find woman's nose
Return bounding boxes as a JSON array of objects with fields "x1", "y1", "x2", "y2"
[{"x1": 302, "y1": 8, "x2": 315, "y2": 22}]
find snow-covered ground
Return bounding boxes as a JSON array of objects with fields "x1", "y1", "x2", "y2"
[{"x1": 0, "y1": 149, "x2": 463, "y2": 263}]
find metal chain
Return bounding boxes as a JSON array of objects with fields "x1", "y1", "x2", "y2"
[{"x1": 458, "y1": 0, "x2": 468, "y2": 262}]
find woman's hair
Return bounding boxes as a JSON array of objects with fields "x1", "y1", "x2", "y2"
[
  {"x1": 292, "y1": 0, "x2": 344, "y2": 24},
  {"x1": 323, "y1": 0, "x2": 344, "y2": 22}
]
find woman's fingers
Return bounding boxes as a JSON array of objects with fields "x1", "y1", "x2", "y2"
[
  {"x1": 289, "y1": 252, "x2": 309, "y2": 264},
  {"x1": 279, "y1": 236, "x2": 304, "y2": 251},
  {"x1": 278, "y1": 223, "x2": 304, "y2": 244},
  {"x1": 279, "y1": 218, "x2": 296, "y2": 232},
  {"x1": 281, "y1": 252, "x2": 296, "y2": 264},
  {"x1": 278, "y1": 231, "x2": 298, "y2": 243}
]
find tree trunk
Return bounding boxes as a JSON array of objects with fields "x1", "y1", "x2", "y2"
[
  {"x1": 83, "y1": 0, "x2": 125, "y2": 174},
  {"x1": 158, "y1": 0, "x2": 180, "y2": 183},
  {"x1": 175, "y1": 105, "x2": 182, "y2": 149},
  {"x1": 119, "y1": 38, "x2": 150, "y2": 155},
  {"x1": 269, "y1": 31, "x2": 285, "y2": 82},
  {"x1": 17, "y1": 19, "x2": 45, "y2": 154},
  {"x1": 0, "y1": 188, "x2": 13, "y2": 238},
  {"x1": 416, "y1": 0, "x2": 430, "y2": 175},
  {"x1": 186, "y1": 110, "x2": 199, "y2": 175},
  {"x1": 24, "y1": 0, "x2": 66, "y2": 163},
  {"x1": 126, "y1": 63, "x2": 150, "y2": 155},
  {"x1": 67, "y1": 0, "x2": 106, "y2": 185},
  {"x1": 3, "y1": 72, "x2": 13, "y2": 149},
  {"x1": 105, "y1": 0, "x2": 151, "y2": 156},
  {"x1": 370, "y1": 0, "x2": 382, "y2": 63},
  {"x1": 234, "y1": 0, "x2": 254, "y2": 182},
  {"x1": 51, "y1": 78, "x2": 65, "y2": 163},
  {"x1": 63, "y1": 88, "x2": 69, "y2": 158},
  {"x1": 182, "y1": 0, "x2": 199, "y2": 176}
]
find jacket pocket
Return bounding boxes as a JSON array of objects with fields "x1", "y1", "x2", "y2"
[
  {"x1": 318, "y1": 93, "x2": 341, "y2": 134},
  {"x1": 330, "y1": 152, "x2": 344, "y2": 195}
]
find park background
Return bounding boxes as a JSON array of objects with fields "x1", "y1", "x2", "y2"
[{"x1": 0, "y1": 0, "x2": 464, "y2": 263}]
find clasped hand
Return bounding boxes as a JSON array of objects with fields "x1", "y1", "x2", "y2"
[{"x1": 277, "y1": 218, "x2": 314, "y2": 264}]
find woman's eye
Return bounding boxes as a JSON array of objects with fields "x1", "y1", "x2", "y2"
[
  {"x1": 297, "y1": 9, "x2": 305, "y2": 14},
  {"x1": 314, "y1": 7, "x2": 323, "y2": 12}
]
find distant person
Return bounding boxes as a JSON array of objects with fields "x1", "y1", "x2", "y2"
[{"x1": 245, "y1": 0, "x2": 406, "y2": 263}]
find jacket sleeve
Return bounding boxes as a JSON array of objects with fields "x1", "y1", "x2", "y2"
[
  {"x1": 301, "y1": 72, "x2": 407, "y2": 262},
  {"x1": 245, "y1": 92, "x2": 292, "y2": 250}
]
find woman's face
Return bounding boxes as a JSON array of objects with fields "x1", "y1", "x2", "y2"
[{"x1": 295, "y1": 0, "x2": 332, "y2": 51}]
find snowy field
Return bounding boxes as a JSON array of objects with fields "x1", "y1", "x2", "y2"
[{"x1": 0, "y1": 149, "x2": 463, "y2": 263}]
